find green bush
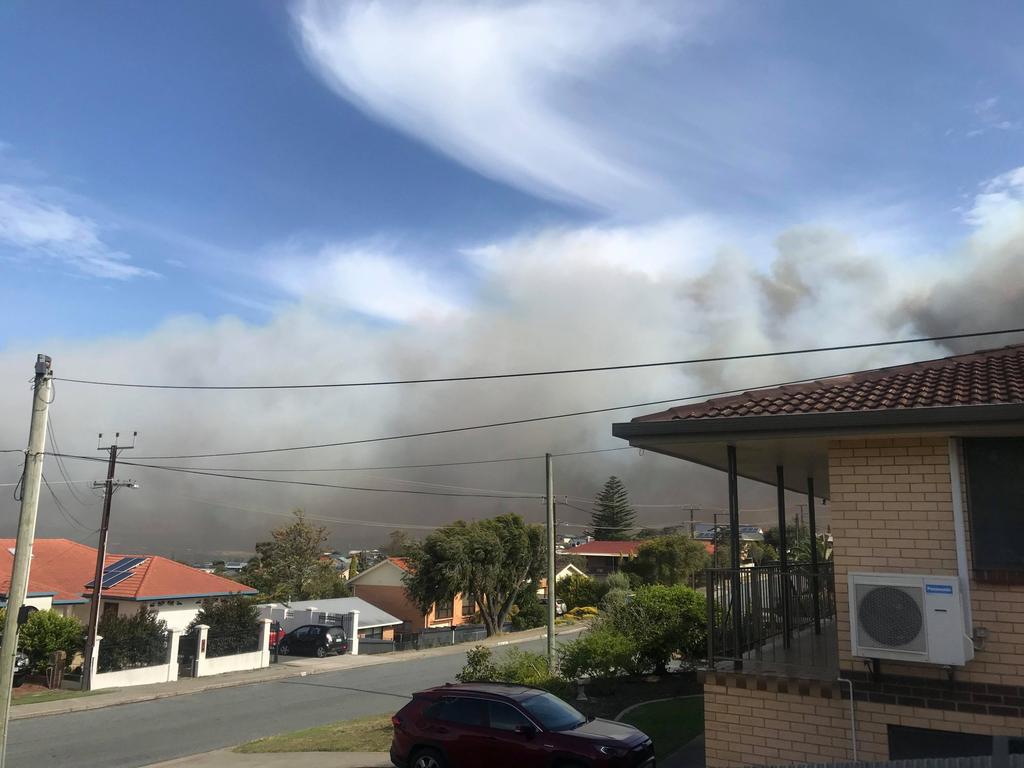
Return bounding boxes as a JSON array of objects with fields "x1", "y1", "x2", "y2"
[
  {"x1": 604, "y1": 571, "x2": 631, "y2": 592},
  {"x1": 604, "y1": 584, "x2": 706, "y2": 673},
  {"x1": 98, "y1": 608, "x2": 168, "y2": 673},
  {"x1": 560, "y1": 574, "x2": 608, "y2": 610},
  {"x1": 565, "y1": 606, "x2": 598, "y2": 620},
  {"x1": 510, "y1": 587, "x2": 546, "y2": 631},
  {"x1": 456, "y1": 645, "x2": 569, "y2": 698},
  {"x1": 187, "y1": 595, "x2": 260, "y2": 657},
  {"x1": 557, "y1": 626, "x2": 635, "y2": 679},
  {"x1": 18, "y1": 610, "x2": 84, "y2": 672}
]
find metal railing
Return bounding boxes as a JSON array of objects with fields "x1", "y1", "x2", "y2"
[{"x1": 706, "y1": 561, "x2": 837, "y2": 675}]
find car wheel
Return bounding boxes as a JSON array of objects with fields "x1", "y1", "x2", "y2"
[
  {"x1": 278, "y1": 643, "x2": 290, "y2": 656},
  {"x1": 316, "y1": 645, "x2": 327, "y2": 658},
  {"x1": 411, "y1": 747, "x2": 446, "y2": 768}
]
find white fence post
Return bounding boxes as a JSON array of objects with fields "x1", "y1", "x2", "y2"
[
  {"x1": 349, "y1": 610, "x2": 360, "y2": 656},
  {"x1": 305, "y1": 607, "x2": 318, "y2": 626},
  {"x1": 193, "y1": 624, "x2": 210, "y2": 678},
  {"x1": 87, "y1": 634, "x2": 102, "y2": 690},
  {"x1": 166, "y1": 629, "x2": 180, "y2": 683},
  {"x1": 258, "y1": 618, "x2": 272, "y2": 668}
]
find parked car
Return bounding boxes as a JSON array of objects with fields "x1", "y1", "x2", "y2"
[
  {"x1": 540, "y1": 597, "x2": 567, "y2": 616},
  {"x1": 12, "y1": 652, "x2": 29, "y2": 688},
  {"x1": 277, "y1": 624, "x2": 348, "y2": 657},
  {"x1": 390, "y1": 682, "x2": 654, "y2": 768}
]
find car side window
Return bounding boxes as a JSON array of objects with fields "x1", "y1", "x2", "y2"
[
  {"x1": 427, "y1": 696, "x2": 485, "y2": 726},
  {"x1": 294, "y1": 627, "x2": 309, "y2": 639},
  {"x1": 488, "y1": 702, "x2": 533, "y2": 732}
]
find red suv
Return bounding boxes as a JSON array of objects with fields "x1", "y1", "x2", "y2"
[{"x1": 390, "y1": 682, "x2": 654, "y2": 768}]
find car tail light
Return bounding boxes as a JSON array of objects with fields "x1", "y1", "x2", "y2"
[{"x1": 391, "y1": 715, "x2": 402, "y2": 728}]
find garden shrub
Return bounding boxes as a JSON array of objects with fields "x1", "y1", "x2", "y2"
[
  {"x1": 18, "y1": 610, "x2": 83, "y2": 672},
  {"x1": 603, "y1": 584, "x2": 706, "y2": 673},
  {"x1": 456, "y1": 645, "x2": 570, "y2": 698},
  {"x1": 510, "y1": 587, "x2": 546, "y2": 631},
  {"x1": 557, "y1": 626, "x2": 635, "y2": 679},
  {"x1": 604, "y1": 571, "x2": 631, "y2": 592},
  {"x1": 187, "y1": 595, "x2": 260, "y2": 657},
  {"x1": 565, "y1": 606, "x2": 598, "y2": 620},
  {"x1": 97, "y1": 608, "x2": 168, "y2": 672},
  {"x1": 560, "y1": 574, "x2": 608, "y2": 610}
]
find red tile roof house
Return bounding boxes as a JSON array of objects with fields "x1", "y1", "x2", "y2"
[
  {"x1": 562, "y1": 540, "x2": 642, "y2": 578},
  {"x1": 613, "y1": 343, "x2": 1024, "y2": 766},
  {"x1": 0, "y1": 539, "x2": 256, "y2": 632},
  {"x1": 348, "y1": 557, "x2": 476, "y2": 634}
]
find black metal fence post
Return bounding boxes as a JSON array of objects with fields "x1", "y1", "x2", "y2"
[{"x1": 808, "y1": 477, "x2": 822, "y2": 635}]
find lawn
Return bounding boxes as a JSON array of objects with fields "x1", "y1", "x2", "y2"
[
  {"x1": 619, "y1": 696, "x2": 704, "y2": 760},
  {"x1": 235, "y1": 713, "x2": 394, "y2": 754},
  {"x1": 12, "y1": 688, "x2": 111, "y2": 706}
]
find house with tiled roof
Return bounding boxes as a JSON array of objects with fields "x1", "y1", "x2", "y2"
[
  {"x1": 0, "y1": 539, "x2": 256, "y2": 631},
  {"x1": 613, "y1": 343, "x2": 1024, "y2": 765},
  {"x1": 562, "y1": 539, "x2": 643, "y2": 577},
  {"x1": 347, "y1": 556, "x2": 476, "y2": 633}
]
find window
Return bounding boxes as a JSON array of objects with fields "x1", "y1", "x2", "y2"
[
  {"x1": 461, "y1": 594, "x2": 477, "y2": 617},
  {"x1": 434, "y1": 597, "x2": 454, "y2": 620},
  {"x1": 427, "y1": 696, "x2": 485, "y2": 726},
  {"x1": 487, "y1": 701, "x2": 533, "y2": 732},
  {"x1": 964, "y1": 438, "x2": 1024, "y2": 575},
  {"x1": 102, "y1": 602, "x2": 119, "y2": 618},
  {"x1": 520, "y1": 692, "x2": 586, "y2": 731},
  {"x1": 361, "y1": 626, "x2": 384, "y2": 639}
]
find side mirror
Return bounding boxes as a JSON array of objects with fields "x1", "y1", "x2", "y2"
[{"x1": 515, "y1": 724, "x2": 537, "y2": 738}]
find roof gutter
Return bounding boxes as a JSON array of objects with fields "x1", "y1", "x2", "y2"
[{"x1": 613, "y1": 403, "x2": 1024, "y2": 443}]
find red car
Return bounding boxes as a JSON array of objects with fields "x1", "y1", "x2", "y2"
[{"x1": 390, "y1": 682, "x2": 654, "y2": 768}]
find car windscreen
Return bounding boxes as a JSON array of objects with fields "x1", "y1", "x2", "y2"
[{"x1": 520, "y1": 692, "x2": 586, "y2": 731}]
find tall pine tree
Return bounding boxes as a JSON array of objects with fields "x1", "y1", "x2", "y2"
[{"x1": 590, "y1": 476, "x2": 636, "y2": 540}]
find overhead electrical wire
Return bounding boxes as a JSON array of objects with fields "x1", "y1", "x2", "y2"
[
  {"x1": 51, "y1": 326, "x2": 1024, "y2": 390},
  {"x1": 116, "y1": 361, "x2": 902, "y2": 460}
]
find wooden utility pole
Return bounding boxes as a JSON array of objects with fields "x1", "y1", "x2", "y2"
[
  {"x1": 545, "y1": 453, "x2": 556, "y2": 672},
  {"x1": 0, "y1": 355, "x2": 53, "y2": 767},
  {"x1": 82, "y1": 433, "x2": 137, "y2": 691}
]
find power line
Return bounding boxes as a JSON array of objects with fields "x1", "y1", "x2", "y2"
[
  {"x1": 51, "y1": 326, "x2": 1024, "y2": 390},
  {"x1": 118, "y1": 361, "x2": 903, "y2": 460},
  {"x1": 52, "y1": 455, "x2": 546, "y2": 501},
  {"x1": 40, "y1": 474, "x2": 93, "y2": 532}
]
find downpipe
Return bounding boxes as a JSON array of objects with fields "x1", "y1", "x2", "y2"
[{"x1": 837, "y1": 677, "x2": 858, "y2": 762}]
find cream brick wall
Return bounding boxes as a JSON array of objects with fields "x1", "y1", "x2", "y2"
[
  {"x1": 830, "y1": 436, "x2": 1024, "y2": 684},
  {"x1": 705, "y1": 682, "x2": 1024, "y2": 768}
]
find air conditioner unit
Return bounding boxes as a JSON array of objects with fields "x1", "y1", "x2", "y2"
[{"x1": 848, "y1": 573, "x2": 974, "y2": 666}]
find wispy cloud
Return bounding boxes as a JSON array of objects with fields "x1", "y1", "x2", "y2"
[
  {"x1": 265, "y1": 243, "x2": 466, "y2": 323},
  {"x1": 967, "y1": 96, "x2": 1021, "y2": 137},
  {"x1": 0, "y1": 184, "x2": 155, "y2": 279},
  {"x1": 292, "y1": 0, "x2": 694, "y2": 214}
]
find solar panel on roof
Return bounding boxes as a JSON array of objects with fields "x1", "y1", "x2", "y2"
[
  {"x1": 100, "y1": 570, "x2": 134, "y2": 590},
  {"x1": 106, "y1": 556, "x2": 145, "y2": 574}
]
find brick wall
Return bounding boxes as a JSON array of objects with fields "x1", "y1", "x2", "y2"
[
  {"x1": 705, "y1": 680, "x2": 1024, "y2": 767},
  {"x1": 830, "y1": 436, "x2": 1024, "y2": 685}
]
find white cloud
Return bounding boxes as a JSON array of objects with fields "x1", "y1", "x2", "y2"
[
  {"x1": 266, "y1": 244, "x2": 466, "y2": 322},
  {"x1": 292, "y1": 0, "x2": 691, "y2": 213},
  {"x1": 0, "y1": 184, "x2": 154, "y2": 279}
]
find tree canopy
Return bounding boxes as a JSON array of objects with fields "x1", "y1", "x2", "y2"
[
  {"x1": 622, "y1": 534, "x2": 709, "y2": 586},
  {"x1": 590, "y1": 476, "x2": 636, "y2": 540},
  {"x1": 240, "y1": 511, "x2": 350, "y2": 601},
  {"x1": 403, "y1": 514, "x2": 544, "y2": 636}
]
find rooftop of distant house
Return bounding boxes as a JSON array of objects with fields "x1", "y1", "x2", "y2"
[{"x1": 563, "y1": 540, "x2": 643, "y2": 557}]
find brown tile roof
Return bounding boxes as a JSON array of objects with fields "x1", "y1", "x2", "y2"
[
  {"x1": 0, "y1": 539, "x2": 255, "y2": 603},
  {"x1": 634, "y1": 344, "x2": 1024, "y2": 422},
  {"x1": 564, "y1": 540, "x2": 642, "y2": 557}
]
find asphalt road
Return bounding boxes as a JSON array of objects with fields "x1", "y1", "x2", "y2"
[{"x1": 7, "y1": 637, "x2": 550, "y2": 768}]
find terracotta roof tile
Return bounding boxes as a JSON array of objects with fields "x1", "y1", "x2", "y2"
[
  {"x1": 633, "y1": 344, "x2": 1024, "y2": 423},
  {"x1": 563, "y1": 540, "x2": 642, "y2": 557}
]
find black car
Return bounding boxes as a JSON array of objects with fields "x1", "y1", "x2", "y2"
[
  {"x1": 277, "y1": 624, "x2": 348, "y2": 657},
  {"x1": 390, "y1": 682, "x2": 655, "y2": 768}
]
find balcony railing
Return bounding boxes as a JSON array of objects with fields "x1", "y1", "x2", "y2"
[{"x1": 706, "y1": 561, "x2": 838, "y2": 678}]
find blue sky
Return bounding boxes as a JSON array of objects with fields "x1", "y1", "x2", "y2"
[{"x1": 1, "y1": 0, "x2": 1021, "y2": 344}]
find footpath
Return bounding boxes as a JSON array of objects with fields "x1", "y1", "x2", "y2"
[{"x1": 12, "y1": 624, "x2": 584, "y2": 722}]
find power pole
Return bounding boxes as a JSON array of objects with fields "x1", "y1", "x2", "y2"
[
  {"x1": 0, "y1": 355, "x2": 53, "y2": 767},
  {"x1": 545, "y1": 453, "x2": 556, "y2": 673},
  {"x1": 81, "y1": 432, "x2": 137, "y2": 691},
  {"x1": 689, "y1": 508, "x2": 695, "y2": 538}
]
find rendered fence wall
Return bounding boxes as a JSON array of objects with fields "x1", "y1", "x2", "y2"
[{"x1": 192, "y1": 619, "x2": 272, "y2": 677}]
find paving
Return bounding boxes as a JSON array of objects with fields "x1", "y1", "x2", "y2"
[{"x1": 152, "y1": 749, "x2": 392, "y2": 767}]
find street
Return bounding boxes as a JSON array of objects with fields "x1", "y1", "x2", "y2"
[{"x1": 7, "y1": 637, "x2": 549, "y2": 768}]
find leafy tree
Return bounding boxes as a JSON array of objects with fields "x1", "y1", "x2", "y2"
[
  {"x1": 385, "y1": 530, "x2": 417, "y2": 558},
  {"x1": 188, "y1": 595, "x2": 260, "y2": 657},
  {"x1": 745, "y1": 541, "x2": 779, "y2": 565},
  {"x1": 560, "y1": 573, "x2": 607, "y2": 610},
  {"x1": 622, "y1": 535, "x2": 709, "y2": 586},
  {"x1": 347, "y1": 555, "x2": 359, "y2": 580},
  {"x1": 404, "y1": 514, "x2": 544, "y2": 636},
  {"x1": 240, "y1": 511, "x2": 348, "y2": 601},
  {"x1": 511, "y1": 586, "x2": 546, "y2": 631},
  {"x1": 97, "y1": 608, "x2": 168, "y2": 673},
  {"x1": 558, "y1": 625, "x2": 635, "y2": 679},
  {"x1": 602, "y1": 584, "x2": 706, "y2": 673},
  {"x1": 590, "y1": 476, "x2": 636, "y2": 540},
  {"x1": 18, "y1": 610, "x2": 84, "y2": 672}
]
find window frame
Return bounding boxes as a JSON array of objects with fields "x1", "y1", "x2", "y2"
[
  {"x1": 963, "y1": 437, "x2": 1024, "y2": 581},
  {"x1": 434, "y1": 597, "x2": 454, "y2": 620}
]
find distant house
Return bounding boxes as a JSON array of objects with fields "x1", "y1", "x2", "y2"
[
  {"x1": 536, "y1": 563, "x2": 587, "y2": 599},
  {"x1": 562, "y1": 540, "x2": 642, "y2": 577},
  {"x1": 0, "y1": 539, "x2": 256, "y2": 631},
  {"x1": 348, "y1": 557, "x2": 476, "y2": 633}
]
